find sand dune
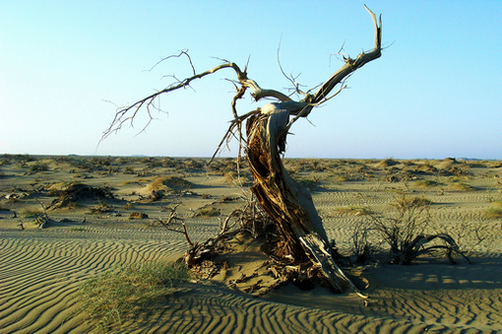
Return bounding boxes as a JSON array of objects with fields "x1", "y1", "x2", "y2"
[{"x1": 1, "y1": 156, "x2": 501, "y2": 333}]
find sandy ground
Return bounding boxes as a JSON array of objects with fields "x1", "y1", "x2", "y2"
[{"x1": 1, "y1": 155, "x2": 501, "y2": 333}]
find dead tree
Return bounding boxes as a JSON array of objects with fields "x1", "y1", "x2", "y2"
[{"x1": 103, "y1": 6, "x2": 382, "y2": 297}]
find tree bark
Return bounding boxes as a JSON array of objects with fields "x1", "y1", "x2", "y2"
[
  {"x1": 246, "y1": 106, "x2": 328, "y2": 260},
  {"x1": 246, "y1": 104, "x2": 366, "y2": 295}
]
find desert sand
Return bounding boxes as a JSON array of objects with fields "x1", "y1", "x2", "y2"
[{"x1": 1, "y1": 155, "x2": 501, "y2": 333}]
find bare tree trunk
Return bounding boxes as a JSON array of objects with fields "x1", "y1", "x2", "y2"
[
  {"x1": 246, "y1": 108, "x2": 328, "y2": 260},
  {"x1": 102, "y1": 6, "x2": 382, "y2": 298},
  {"x1": 246, "y1": 104, "x2": 367, "y2": 296}
]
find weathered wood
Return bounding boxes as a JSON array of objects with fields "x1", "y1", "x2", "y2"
[
  {"x1": 103, "y1": 6, "x2": 383, "y2": 297},
  {"x1": 300, "y1": 234, "x2": 368, "y2": 298}
]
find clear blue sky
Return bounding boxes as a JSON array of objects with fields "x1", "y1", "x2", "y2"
[{"x1": 1, "y1": 1, "x2": 501, "y2": 159}]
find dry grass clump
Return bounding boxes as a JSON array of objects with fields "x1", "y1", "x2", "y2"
[
  {"x1": 78, "y1": 261, "x2": 191, "y2": 332},
  {"x1": 88, "y1": 201, "x2": 115, "y2": 214},
  {"x1": 389, "y1": 195, "x2": 433, "y2": 209},
  {"x1": 26, "y1": 161, "x2": 49, "y2": 174},
  {"x1": 413, "y1": 163, "x2": 437, "y2": 175},
  {"x1": 335, "y1": 206, "x2": 372, "y2": 216},
  {"x1": 194, "y1": 207, "x2": 220, "y2": 217},
  {"x1": 221, "y1": 170, "x2": 253, "y2": 186},
  {"x1": 47, "y1": 183, "x2": 114, "y2": 210},
  {"x1": 448, "y1": 182, "x2": 476, "y2": 192},
  {"x1": 20, "y1": 208, "x2": 45, "y2": 218},
  {"x1": 334, "y1": 175, "x2": 349, "y2": 182},
  {"x1": 284, "y1": 158, "x2": 328, "y2": 173},
  {"x1": 149, "y1": 176, "x2": 194, "y2": 191},
  {"x1": 293, "y1": 174, "x2": 323, "y2": 191},
  {"x1": 413, "y1": 179, "x2": 442, "y2": 188},
  {"x1": 129, "y1": 211, "x2": 148, "y2": 219},
  {"x1": 484, "y1": 201, "x2": 502, "y2": 219},
  {"x1": 377, "y1": 158, "x2": 399, "y2": 168},
  {"x1": 183, "y1": 158, "x2": 204, "y2": 171}
]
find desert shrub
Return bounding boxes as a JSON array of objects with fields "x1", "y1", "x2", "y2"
[
  {"x1": 0, "y1": 155, "x2": 12, "y2": 166},
  {"x1": 222, "y1": 170, "x2": 253, "y2": 186},
  {"x1": 52, "y1": 156, "x2": 71, "y2": 164},
  {"x1": 149, "y1": 176, "x2": 193, "y2": 191},
  {"x1": 364, "y1": 193, "x2": 466, "y2": 265},
  {"x1": 123, "y1": 166, "x2": 135, "y2": 175},
  {"x1": 307, "y1": 158, "x2": 327, "y2": 172},
  {"x1": 27, "y1": 161, "x2": 49, "y2": 174},
  {"x1": 78, "y1": 261, "x2": 191, "y2": 332},
  {"x1": 47, "y1": 183, "x2": 114, "y2": 210},
  {"x1": 351, "y1": 224, "x2": 378, "y2": 263},
  {"x1": 183, "y1": 158, "x2": 204, "y2": 171},
  {"x1": 333, "y1": 175, "x2": 348, "y2": 182},
  {"x1": 122, "y1": 202, "x2": 135, "y2": 210},
  {"x1": 141, "y1": 157, "x2": 162, "y2": 168},
  {"x1": 223, "y1": 171, "x2": 237, "y2": 183},
  {"x1": 161, "y1": 157, "x2": 180, "y2": 168}
]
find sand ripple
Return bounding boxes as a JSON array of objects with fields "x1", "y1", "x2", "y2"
[{"x1": 1, "y1": 221, "x2": 501, "y2": 333}]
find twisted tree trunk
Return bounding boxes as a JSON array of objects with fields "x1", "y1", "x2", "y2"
[
  {"x1": 246, "y1": 103, "x2": 366, "y2": 295},
  {"x1": 103, "y1": 6, "x2": 382, "y2": 297}
]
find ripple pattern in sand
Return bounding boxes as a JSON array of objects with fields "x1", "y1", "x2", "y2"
[{"x1": 0, "y1": 230, "x2": 185, "y2": 334}]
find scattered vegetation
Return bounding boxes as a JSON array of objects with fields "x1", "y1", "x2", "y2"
[
  {"x1": 47, "y1": 183, "x2": 114, "y2": 210},
  {"x1": 149, "y1": 176, "x2": 194, "y2": 191},
  {"x1": 78, "y1": 261, "x2": 191, "y2": 332},
  {"x1": 26, "y1": 161, "x2": 49, "y2": 174},
  {"x1": 363, "y1": 193, "x2": 468, "y2": 265}
]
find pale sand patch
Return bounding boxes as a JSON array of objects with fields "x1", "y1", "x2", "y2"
[{"x1": 1, "y1": 156, "x2": 501, "y2": 333}]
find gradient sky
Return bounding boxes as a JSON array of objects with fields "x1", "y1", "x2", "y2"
[{"x1": 1, "y1": 1, "x2": 501, "y2": 159}]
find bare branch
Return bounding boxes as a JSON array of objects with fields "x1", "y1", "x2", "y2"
[
  {"x1": 100, "y1": 59, "x2": 292, "y2": 147},
  {"x1": 276, "y1": 41, "x2": 308, "y2": 97},
  {"x1": 306, "y1": 6, "x2": 382, "y2": 106},
  {"x1": 146, "y1": 49, "x2": 196, "y2": 75}
]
